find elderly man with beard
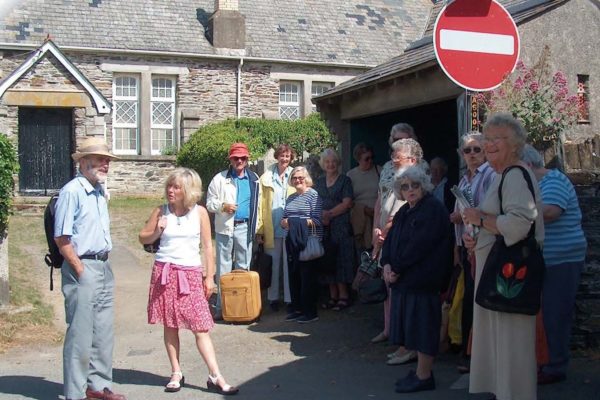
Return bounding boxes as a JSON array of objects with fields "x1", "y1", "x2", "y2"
[{"x1": 54, "y1": 137, "x2": 125, "y2": 400}]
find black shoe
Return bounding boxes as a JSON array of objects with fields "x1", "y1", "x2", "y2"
[
  {"x1": 537, "y1": 371, "x2": 566, "y2": 385},
  {"x1": 269, "y1": 301, "x2": 280, "y2": 312},
  {"x1": 297, "y1": 315, "x2": 319, "y2": 324},
  {"x1": 285, "y1": 311, "x2": 303, "y2": 321},
  {"x1": 395, "y1": 371, "x2": 435, "y2": 393}
]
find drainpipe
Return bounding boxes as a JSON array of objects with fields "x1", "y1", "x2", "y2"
[{"x1": 237, "y1": 57, "x2": 244, "y2": 119}]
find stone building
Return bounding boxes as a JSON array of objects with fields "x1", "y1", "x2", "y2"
[{"x1": 0, "y1": 0, "x2": 432, "y2": 195}]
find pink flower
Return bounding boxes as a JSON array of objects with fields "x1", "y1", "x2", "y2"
[
  {"x1": 553, "y1": 71, "x2": 567, "y2": 86},
  {"x1": 529, "y1": 82, "x2": 540, "y2": 93},
  {"x1": 514, "y1": 77, "x2": 524, "y2": 90}
]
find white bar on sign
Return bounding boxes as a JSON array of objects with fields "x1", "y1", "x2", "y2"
[{"x1": 439, "y1": 29, "x2": 514, "y2": 55}]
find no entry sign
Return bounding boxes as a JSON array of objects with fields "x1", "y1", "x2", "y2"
[{"x1": 433, "y1": 0, "x2": 520, "y2": 91}]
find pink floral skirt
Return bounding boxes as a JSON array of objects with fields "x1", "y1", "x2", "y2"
[{"x1": 147, "y1": 261, "x2": 214, "y2": 332}]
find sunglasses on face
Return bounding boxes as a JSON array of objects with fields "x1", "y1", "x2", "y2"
[
  {"x1": 462, "y1": 146, "x2": 482, "y2": 154},
  {"x1": 291, "y1": 176, "x2": 305, "y2": 181},
  {"x1": 400, "y1": 182, "x2": 421, "y2": 191},
  {"x1": 231, "y1": 156, "x2": 248, "y2": 162}
]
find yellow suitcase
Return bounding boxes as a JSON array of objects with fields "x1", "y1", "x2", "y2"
[{"x1": 220, "y1": 270, "x2": 262, "y2": 322}]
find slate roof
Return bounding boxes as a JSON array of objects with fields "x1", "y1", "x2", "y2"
[
  {"x1": 315, "y1": 0, "x2": 569, "y2": 100},
  {"x1": 0, "y1": 0, "x2": 432, "y2": 67}
]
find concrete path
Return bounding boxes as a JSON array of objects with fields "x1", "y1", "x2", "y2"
[{"x1": 0, "y1": 243, "x2": 598, "y2": 400}]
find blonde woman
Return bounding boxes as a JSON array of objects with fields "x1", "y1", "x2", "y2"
[{"x1": 139, "y1": 168, "x2": 238, "y2": 395}]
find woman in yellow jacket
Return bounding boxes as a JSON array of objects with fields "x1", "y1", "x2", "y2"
[{"x1": 256, "y1": 144, "x2": 297, "y2": 312}]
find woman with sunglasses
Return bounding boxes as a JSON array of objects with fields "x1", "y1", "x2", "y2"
[
  {"x1": 448, "y1": 132, "x2": 496, "y2": 372},
  {"x1": 381, "y1": 165, "x2": 451, "y2": 393}
]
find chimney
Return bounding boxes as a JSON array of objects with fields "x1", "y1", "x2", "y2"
[{"x1": 207, "y1": 0, "x2": 246, "y2": 51}]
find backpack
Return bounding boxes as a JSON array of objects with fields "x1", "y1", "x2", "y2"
[{"x1": 44, "y1": 195, "x2": 63, "y2": 290}]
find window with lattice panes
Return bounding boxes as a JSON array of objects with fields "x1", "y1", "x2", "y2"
[
  {"x1": 311, "y1": 82, "x2": 333, "y2": 112},
  {"x1": 151, "y1": 77, "x2": 176, "y2": 155},
  {"x1": 112, "y1": 75, "x2": 139, "y2": 154},
  {"x1": 279, "y1": 81, "x2": 301, "y2": 120}
]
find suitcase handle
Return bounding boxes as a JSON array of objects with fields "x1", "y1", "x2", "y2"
[{"x1": 230, "y1": 269, "x2": 250, "y2": 274}]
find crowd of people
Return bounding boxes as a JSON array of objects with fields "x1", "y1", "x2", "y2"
[{"x1": 53, "y1": 112, "x2": 586, "y2": 400}]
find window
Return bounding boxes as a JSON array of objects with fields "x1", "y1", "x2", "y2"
[
  {"x1": 151, "y1": 77, "x2": 176, "y2": 155},
  {"x1": 311, "y1": 82, "x2": 333, "y2": 112},
  {"x1": 279, "y1": 82, "x2": 301, "y2": 120},
  {"x1": 577, "y1": 75, "x2": 590, "y2": 123},
  {"x1": 112, "y1": 76, "x2": 139, "y2": 154}
]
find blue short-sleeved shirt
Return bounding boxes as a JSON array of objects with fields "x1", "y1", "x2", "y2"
[
  {"x1": 54, "y1": 175, "x2": 112, "y2": 256},
  {"x1": 234, "y1": 170, "x2": 250, "y2": 220},
  {"x1": 539, "y1": 169, "x2": 587, "y2": 265}
]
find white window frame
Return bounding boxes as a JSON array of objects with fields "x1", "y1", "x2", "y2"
[
  {"x1": 112, "y1": 75, "x2": 139, "y2": 155},
  {"x1": 150, "y1": 76, "x2": 177, "y2": 155},
  {"x1": 311, "y1": 82, "x2": 334, "y2": 112},
  {"x1": 279, "y1": 81, "x2": 301, "y2": 120}
]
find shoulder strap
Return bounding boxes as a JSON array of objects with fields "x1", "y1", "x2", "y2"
[{"x1": 498, "y1": 165, "x2": 537, "y2": 238}]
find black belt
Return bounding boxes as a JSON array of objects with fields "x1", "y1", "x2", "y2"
[
  {"x1": 80, "y1": 253, "x2": 109, "y2": 262},
  {"x1": 234, "y1": 219, "x2": 248, "y2": 225}
]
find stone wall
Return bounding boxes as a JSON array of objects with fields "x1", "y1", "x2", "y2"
[
  {"x1": 108, "y1": 156, "x2": 177, "y2": 196},
  {"x1": 573, "y1": 185, "x2": 600, "y2": 348}
]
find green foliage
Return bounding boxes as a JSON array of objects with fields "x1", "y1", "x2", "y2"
[
  {"x1": 0, "y1": 134, "x2": 19, "y2": 234},
  {"x1": 160, "y1": 144, "x2": 178, "y2": 156},
  {"x1": 177, "y1": 114, "x2": 337, "y2": 189}
]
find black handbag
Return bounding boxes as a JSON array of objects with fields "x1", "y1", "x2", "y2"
[
  {"x1": 358, "y1": 276, "x2": 388, "y2": 304},
  {"x1": 475, "y1": 166, "x2": 545, "y2": 316},
  {"x1": 143, "y1": 205, "x2": 166, "y2": 253},
  {"x1": 250, "y1": 244, "x2": 273, "y2": 289}
]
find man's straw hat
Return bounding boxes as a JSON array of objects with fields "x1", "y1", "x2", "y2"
[{"x1": 72, "y1": 136, "x2": 119, "y2": 161}]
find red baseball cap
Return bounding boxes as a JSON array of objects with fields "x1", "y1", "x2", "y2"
[{"x1": 229, "y1": 143, "x2": 250, "y2": 159}]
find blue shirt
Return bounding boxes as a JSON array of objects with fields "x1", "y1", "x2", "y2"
[
  {"x1": 54, "y1": 175, "x2": 112, "y2": 256},
  {"x1": 271, "y1": 165, "x2": 291, "y2": 238},
  {"x1": 539, "y1": 169, "x2": 587, "y2": 265},
  {"x1": 233, "y1": 169, "x2": 250, "y2": 220}
]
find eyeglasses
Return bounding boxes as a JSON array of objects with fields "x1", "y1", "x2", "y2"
[
  {"x1": 482, "y1": 136, "x2": 509, "y2": 144},
  {"x1": 231, "y1": 156, "x2": 248, "y2": 162},
  {"x1": 291, "y1": 176, "x2": 305, "y2": 181},
  {"x1": 399, "y1": 182, "x2": 421, "y2": 191},
  {"x1": 462, "y1": 146, "x2": 482, "y2": 154},
  {"x1": 392, "y1": 155, "x2": 414, "y2": 162}
]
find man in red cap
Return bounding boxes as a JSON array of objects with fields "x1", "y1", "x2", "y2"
[{"x1": 206, "y1": 143, "x2": 262, "y2": 319}]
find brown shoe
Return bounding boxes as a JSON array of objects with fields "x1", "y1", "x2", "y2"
[{"x1": 85, "y1": 387, "x2": 126, "y2": 400}]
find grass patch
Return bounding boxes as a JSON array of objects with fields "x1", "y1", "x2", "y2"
[
  {"x1": 0, "y1": 214, "x2": 62, "y2": 352},
  {"x1": 109, "y1": 196, "x2": 161, "y2": 251}
]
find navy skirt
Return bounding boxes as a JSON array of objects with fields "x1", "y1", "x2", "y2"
[{"x1": 389, "y1": 288, "x2": 441, "y2": 356}]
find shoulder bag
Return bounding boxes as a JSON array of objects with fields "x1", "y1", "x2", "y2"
[
  {"x1": 143, "y1": 205, "x2": 166, "y2": 253},
  {"x1": 299, "y1": 225, "x2": 324, "y2": 261},
  {"x1": 474, "y1": 166, "x2": 545, "y2": 315}
]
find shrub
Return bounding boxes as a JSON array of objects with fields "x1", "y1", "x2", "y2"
[
  {"x1": 177, "y1": 114, "x2": 337, "y2": 189},
  {"x1": 0, "y1": 134, "x2": 19, "y2": 234}
]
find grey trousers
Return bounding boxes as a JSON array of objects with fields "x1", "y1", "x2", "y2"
[
  {"x1": 214, "y1": 222, "x2": 251, "y2": 313},
  {"x1": 61, "y1": 259, "x2": 115, "y2": 399}
]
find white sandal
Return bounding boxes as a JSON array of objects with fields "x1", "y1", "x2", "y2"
[
  {"x1": 165, "y1": 371, "x2": 185, "y2": 392},
  {"x1": 207, "y1": 373, "x2": 239, "y2": 395}
]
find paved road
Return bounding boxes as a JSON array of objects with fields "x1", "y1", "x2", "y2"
[{"x1": 0, "y1": 244, "x2": 598, "y2": 400}]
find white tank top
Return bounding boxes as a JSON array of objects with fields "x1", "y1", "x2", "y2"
[{"x1": 155, "y1": 204, "x2": 202, "y2": 267}]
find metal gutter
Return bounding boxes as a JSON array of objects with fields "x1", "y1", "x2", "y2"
[{"x1": 0, "y1": 42, "x2": 377, "y2": 70}]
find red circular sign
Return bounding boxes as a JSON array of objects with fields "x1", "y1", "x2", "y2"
[{"x1": 433, "y1": 0, "x2": 520, "y2": 91}]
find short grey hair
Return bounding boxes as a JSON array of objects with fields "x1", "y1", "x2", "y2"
[
  {"x1": 288, "y1": 165, "x2": 314, "y2": 187},
  {"x1": 483, "y1": 113, "x2": 527, "y2": 157},
  {"x1": 459, "y1": 131, "x2": 484, "y2": 148},
  {"x1": 393, "y1": 165, "x2": 434, "y2": 200},
  {"x1": 430, "y1": 157, "x2": 448, "y2": 172},
  {"x1": 388, "y1": 123, "x2": 417, "y2": 146},
  {"x1": 390, "y1": 138, "x2": 423, "y2": 161},
  {"x1": 521, "y1": 144, "x2": 544, "y2": 168},
  {"x1": 318, "y1": 148, "x2": 341, "y2": 170}
]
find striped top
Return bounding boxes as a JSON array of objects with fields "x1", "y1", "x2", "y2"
[
  {"x1": 539, "y1": 169, "x2": 587, "y2": 265},
  {"x1": 284, "y1": 188, "x2": 323, "y2": 239}
]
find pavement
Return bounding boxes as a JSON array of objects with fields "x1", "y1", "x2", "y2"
[{"x1": 0, "y1": 243, "x2": 599, "y2": 400}]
